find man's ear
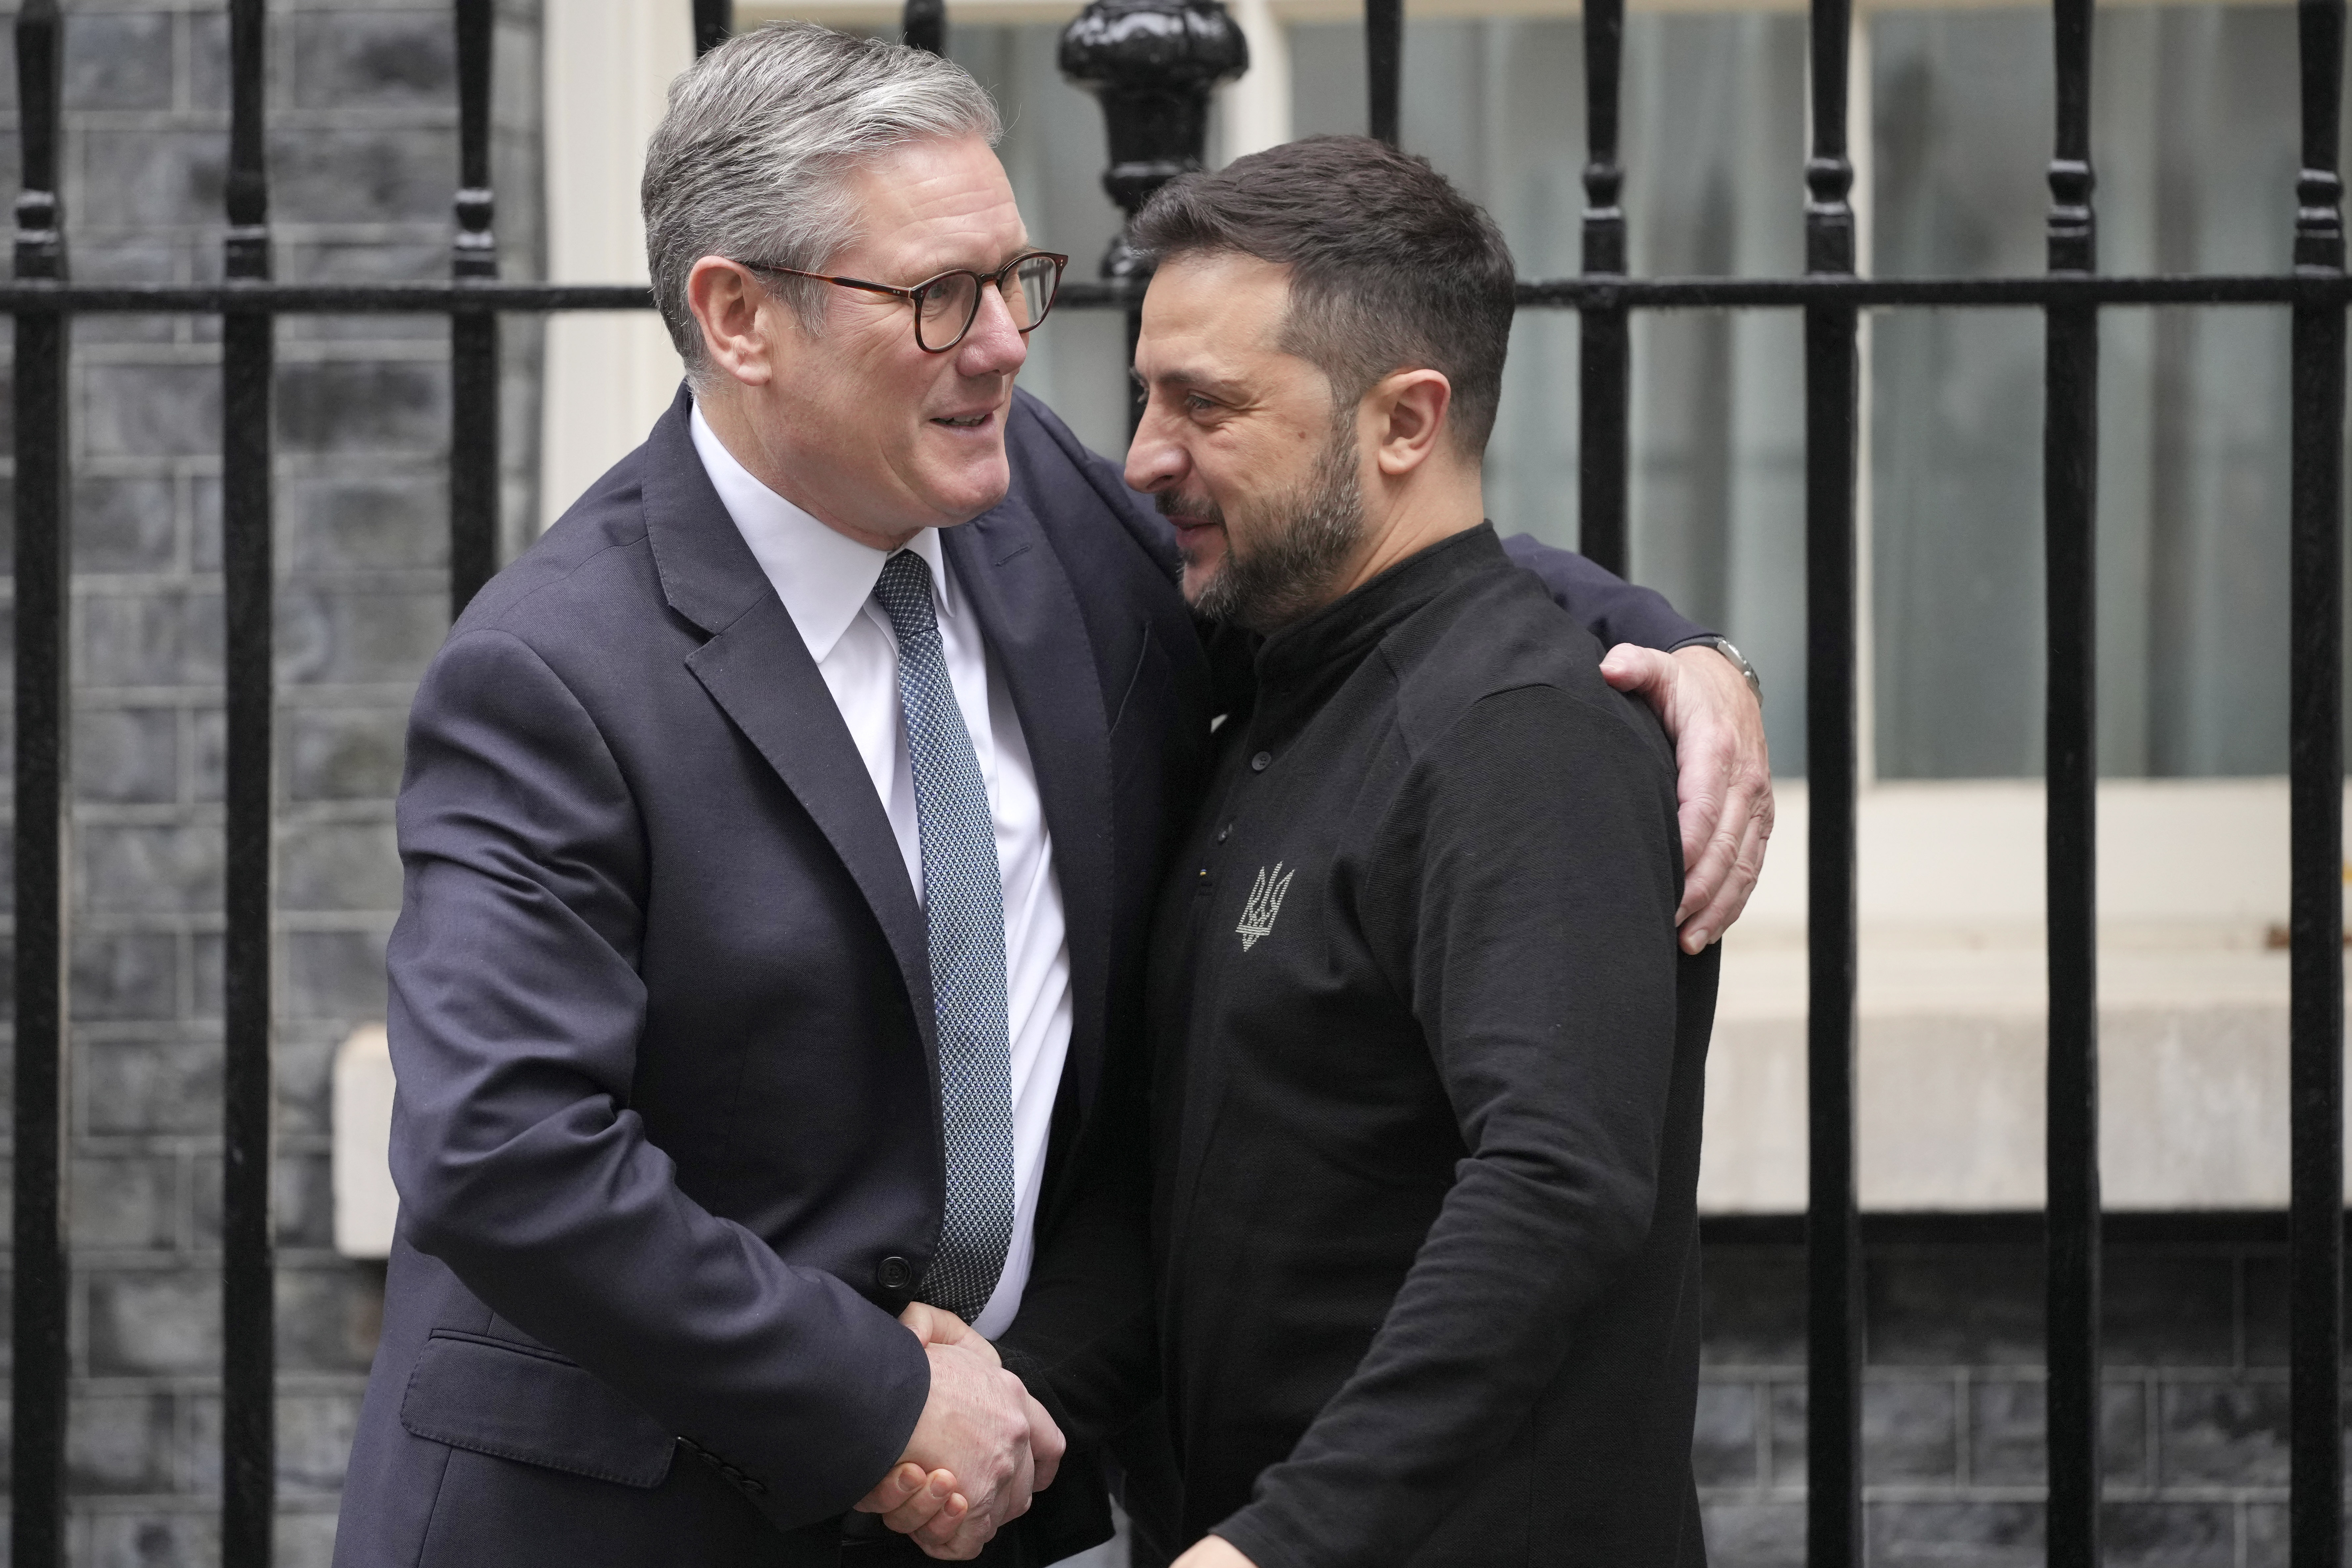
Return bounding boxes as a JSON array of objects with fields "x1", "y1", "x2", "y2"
[
  {"x1": 687, "y1": 256, "x2": 781, "y2": 387},
  {"x1": 1369, "y1": 369, "x2": 1453, "y2": 478}
]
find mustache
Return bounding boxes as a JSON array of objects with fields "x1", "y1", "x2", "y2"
[{"x1": 1155, "y1": 490, "x2": 1222, "y2": 527}]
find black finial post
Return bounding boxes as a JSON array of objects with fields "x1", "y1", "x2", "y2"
[
  {"x1": 904, "y1": 0, "x2": 947, "y2": 56},
  {"x1": 10, "y1": 5, "x2": 69, "y2": 1559},
  {"x1": 1059, "y1": 0, "x2": 1248, "y2": 431}
]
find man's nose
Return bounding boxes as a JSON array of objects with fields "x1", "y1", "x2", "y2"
[
  {"x1": 955, "y1": 284, "x2": 1028, "y2": 377},
  {"x1": 1124, "y1": 394, "x2": 1184, "y2": 493}
]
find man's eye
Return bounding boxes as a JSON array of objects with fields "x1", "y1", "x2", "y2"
[{"x1": 1185, "y1": 394, "x2": 1216, "y2": 414}]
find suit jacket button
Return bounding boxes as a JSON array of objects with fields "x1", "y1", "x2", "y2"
[{"x1": 877, "y1": 1256, "x2": 913, "y2": 1291}]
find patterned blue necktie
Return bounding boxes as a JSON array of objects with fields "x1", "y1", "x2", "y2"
[{"x1": 873, "y1": 550, "x2": 1018, "y2": 1321}]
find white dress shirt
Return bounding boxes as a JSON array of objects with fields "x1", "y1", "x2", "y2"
[{"x1": 690, "y1": 403, "x2": 1073, "y2": 1340}]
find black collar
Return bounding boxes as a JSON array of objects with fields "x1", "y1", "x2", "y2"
[{"x1": 1247, "y1": 522, "x2": 1506, "y2": 743}]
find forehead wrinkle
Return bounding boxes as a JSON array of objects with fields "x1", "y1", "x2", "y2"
[
  {"x1": 1152, "y1": 364, "x2": 1248, "y2": 400},
  {"x1": 846, "y1": 141, "x2": 1026, "y2": 277},
  {"x1": 896, "y1": 230, "x2": 1035, "y2": 282}
]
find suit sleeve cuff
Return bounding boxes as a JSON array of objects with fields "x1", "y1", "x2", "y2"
[{"x1": 999, "y1": 1344, "x2": 1075, "y2": 1438}]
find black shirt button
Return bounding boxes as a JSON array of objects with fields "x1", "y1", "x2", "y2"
[
  {"x1": 1215, "y1": 824, "x2": 1231, "y2": 844},
  {"x1": 876, "y1": 1255, "x2": 913, "y2": 1291},
  {"x1": 1250, "y1": 751, "x2": 1272, "y2": 772}
]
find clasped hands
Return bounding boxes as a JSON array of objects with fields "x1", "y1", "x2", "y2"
[{"x1": 853, "y1": 1303, "x2": 1067, "y2": 1560}]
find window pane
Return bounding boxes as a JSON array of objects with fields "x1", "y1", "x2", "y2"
[
  {"x1": 1871, "y1": 6, "x2": 2308, "y2": 779},
  {"x1": 956, "y1": 6, "x2": 2344, "y2": 784}
]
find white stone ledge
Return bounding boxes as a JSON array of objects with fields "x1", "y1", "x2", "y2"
[
  {"x1": 1701, "y1": 777, "x2": 2346, "y2": 1213},
  {"x1": 333, "y1": 779, "x2": 2352, "y2": 1235},
  {"x1": 332, "y1": 1024, "x2": 396, "y2": 1260}
]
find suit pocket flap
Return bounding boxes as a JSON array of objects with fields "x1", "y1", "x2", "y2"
[{"x1": 400, "y1": 1332, "x2": 676, "y2": 1488}]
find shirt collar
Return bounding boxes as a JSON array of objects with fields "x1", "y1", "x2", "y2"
[{"x1": 689, "y1": 400, "x2": 955, "y2": 665}]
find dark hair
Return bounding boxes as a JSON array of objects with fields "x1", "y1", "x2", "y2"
[{"x1": 1129, "y1": 135, "x2": 1517, "y2": 456}]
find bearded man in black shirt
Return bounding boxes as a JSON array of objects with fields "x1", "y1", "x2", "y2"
[{"x1": 891, "y1": 135, "x2": 1721, "y2": 1568}]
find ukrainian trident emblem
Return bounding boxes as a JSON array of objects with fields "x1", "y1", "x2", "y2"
[{"x1": 1236, "y1": 863, "x2": 1295, "y2": 950}]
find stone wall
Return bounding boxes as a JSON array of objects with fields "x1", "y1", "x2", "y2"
[
  {"x1": 1699, "y1": 1221, "x2": 2306, "y2": 1568},
  {"x1": 0, "y1": 0, "x2": 541, "y2": 1559}
]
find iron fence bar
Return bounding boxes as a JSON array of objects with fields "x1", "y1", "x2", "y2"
[
  {"x1": 9, "y1": 4, "x2": 69, "y2": 1564},
  {"x1": 450, "y1": 0, "x2": 500, "y2": 617},
  {"x1": 904, "y1": 0, "x2": 947, "y2": 55},
  {"x1": 1802, "y1": 0, "x2": 1863, "y2": 1559},
  {"x1": 0, "y1": 283, "x2": 656, "y2": 312},
  {"x1": 1577, "y1": 0, "x2": 1630, "y2": 578},
  {"x1": 2287, "y1": 3, "x2": 2347, "y2": 1563},
  {"x1": 2, "y1": 274, "x2": 2351, "y2": 316},
  {"x1": 2040, "y1": 0, "x2": 2101, "y2": 1560},
  {"x1": 221, "y1": 0, "x2": 277, "y2": 1558},
  {"x1": 1366, "y1": 0, "x2": 1402, "y2": 145},
  {"x1": 1515, "y1": 274, "x2": 2352, "y2": 307}
]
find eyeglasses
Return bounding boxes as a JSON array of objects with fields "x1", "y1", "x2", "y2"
[{"x1": 738, "y1": 250, "x2": 1069, "y2": 353}]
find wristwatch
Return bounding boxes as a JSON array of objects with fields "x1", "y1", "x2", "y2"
[{"x1": 1707, "y1": 636, "x2": 1763, "y2": 703}]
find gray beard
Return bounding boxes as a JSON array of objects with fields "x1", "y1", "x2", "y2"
[{"x1": 1174, "y1": 418, "x2": 1366, "y2": 635}]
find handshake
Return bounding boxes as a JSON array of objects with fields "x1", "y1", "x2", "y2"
[{"x1": 852, "y1": 1304, "x2": 1067, "y2": 1560}]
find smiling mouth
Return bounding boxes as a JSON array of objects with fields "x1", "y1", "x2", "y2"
[{"x1": 933, "y1": 412, "x2": 992, "y2": 429}]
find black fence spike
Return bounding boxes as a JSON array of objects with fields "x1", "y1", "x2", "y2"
[
  {"x1": 1578, "y1": 0, "x2": 1628, "y2": 578},
  {"x1": 452, "y1": 0, "x2": 501, "y2": 616},
  {"x1": 1366, "y1": 0, "x2": 1402, "y2": 146},
  {"x1": 903, "y1": 0, "x2": 947, "y2": 55},
  {"x1": 696, "y1": 0, "x2": 733, "y2": 56}
]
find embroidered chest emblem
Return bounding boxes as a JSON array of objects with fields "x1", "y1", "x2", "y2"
[{"x1": 1236, "y1": 863, "x2": 1297, "y2": 951}]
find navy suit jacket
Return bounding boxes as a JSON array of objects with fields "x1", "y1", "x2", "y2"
[
  {"x1": 335, "y1": 385, "x2": 1707, "y2": 1568},
  {"x1": 336, "y1": 387, "x2": 1211, "y2": 1568}
]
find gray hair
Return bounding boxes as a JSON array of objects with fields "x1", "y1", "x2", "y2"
[{"x1": 641, "y1": 23, "x2": 1002, "y2": 380}]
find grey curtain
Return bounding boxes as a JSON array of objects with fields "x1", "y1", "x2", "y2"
[
  {"x1": 960, "y1": 6, "x2": 2333, "y2": 781},
  {"x1": 1872, "y1": 5, "x2": 2320, "y2": 780},
  {"x1": 1294, "y1": 14, "x2": 1811, "y2": 771}
]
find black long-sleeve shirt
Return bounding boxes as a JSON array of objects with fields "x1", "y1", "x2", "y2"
[{"x1": 1007, "y1": 524, "x2": 1720, "y2": 1568}]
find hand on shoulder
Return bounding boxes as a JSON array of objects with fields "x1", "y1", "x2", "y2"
[{"x1": 1600, "y1": 642, "x2": 1775, "y2": 953}]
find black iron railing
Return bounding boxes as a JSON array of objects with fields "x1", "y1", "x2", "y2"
[{"x1": 3, "y1": 0, "x2": 2344, "y2": 1564}]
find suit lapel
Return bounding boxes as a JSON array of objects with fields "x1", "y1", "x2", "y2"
[
  {"x1": 639, "y1": 388, "x2": 934, "y2": 1028},
  {"x1": 943, "y1": 498, "x2": 1116, "y2": 1113},
  {"x1": 636, "y1": 387, "x2": 1117, "y2": 1109}
]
